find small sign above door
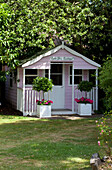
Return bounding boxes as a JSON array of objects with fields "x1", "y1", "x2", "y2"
[{"x1": 50, "y1": 56, "x2": 74, "y2": 61}]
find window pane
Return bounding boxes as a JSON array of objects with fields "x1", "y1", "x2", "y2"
[
  {"x1": 70, "y1": 76, "x2": 82, "y2": 85},
  {"x1": 70, "y1": 76, "x2": 72, "y2": 84},
  {"x1": 70, "y1": 67, "x2": 82, "y2": 75},
  {"x1": 75, "y1": 76, "x2": 82, "y2": 84},
  {"x1": 25, "y1": 69, "x2": 37, "y2": 75},
  {"x1": 51, "y1": 64, "x2": 62, "y2": 73},
  {"x1": 25, "y1": 76, "x2": 37, "y2": 85},
  {"x1": 89, "y1": 70, "x2": 95, "y2": 86},
  {"x1": 45, "y1": 69, "x2": 48, "y2": 78},
  {"x1": 51, "y1": 75, "x2": 62, "y2": 85},
  {"x1": 74, "y1": 69, "x2": 82, "y2": 75},
  {"x1": 70, "y1": 66, "x2": 72, "y2": 75},
  {"x1": 45, "y1": 69, "x2": 48, "y2": 74}
]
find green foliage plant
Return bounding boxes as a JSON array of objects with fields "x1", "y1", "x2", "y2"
[
  {"x1": 0, "y1": 0, "x2": 111, "y2": 70},
  {"x1": 36, "y1": 99, "x2": 53, "y2": 105},
  {"x1": 76, "y1": 81, "x2": 93, "y2": 101},
  {"x1": 78, "y1": 81, "x2": 93, "y2": 92},
  {"x1": 96, "y1": 112, "x2": 112, "y2": 158},
  {"x1": 32, "y1": 77, "x2": 53, "y2": 99},
  {"x1": 0, "y1": 71, "x2": 9, "y2": 82},
  {"x1": 99, "y1": 58, "x2": 112, "y2": 109}
]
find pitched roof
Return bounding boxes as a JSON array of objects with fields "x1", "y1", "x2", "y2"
[{"x1": 21, "y1": 43, "x2": 101, "y2": 68}]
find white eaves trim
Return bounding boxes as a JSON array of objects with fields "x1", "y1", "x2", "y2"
[
  {"x1": 22, "y1": 45, "x2": 62, "y2": 67},
  {"x1": 64, "y1": 46, "x2": 101, "y2": 68},
  {"x1": 22, "y1": 44, "x2": 101, "y2": 68}
]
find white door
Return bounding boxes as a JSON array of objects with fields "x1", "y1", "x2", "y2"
[
  {"x1": 45, "y1": 64, "x2": 65, "y2": 109},
  {"x1": 50, "y1": 85, "x2": 64, "y2": 109}
]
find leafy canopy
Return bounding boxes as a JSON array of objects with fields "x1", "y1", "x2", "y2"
[
  {"x1": 0, "y1": 0, "x2": 112, "y2": 70},
  {"x1": 99, "y1": 58, "x2": 112, "y2": 109},
  {"x1": 78, "y1": 81, "x2": 93, "y2": 92},
  {"x1": 32, "y1": 77, "x2": 53, "y2": 99}
]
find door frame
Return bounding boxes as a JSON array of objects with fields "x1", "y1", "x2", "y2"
[{"x1": 44, "y1": 63, "x2": 65, "y2": 109}]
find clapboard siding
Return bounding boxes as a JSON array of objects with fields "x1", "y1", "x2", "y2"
[
  {"x1": 65, "y1": 64, "x2": 72, "y2": 110},
  {"x1": 24, "y1": 49, "x2": 97, "y2": 69},
  {"x1": 65, "y1": 65, "x2": 88, "y2": 111},
  {"x1": 25, "y1": 56, "x2": 50, "y2": 69},
  {"x1": 5, "y1": 72, "x2": 17, "y2": 109},
  {"x1": 19, "y1": 67, "x2": 23, "y2": 88},
  {"x1": 3, "y1": 46, "x2": 99, "y2": 115}
]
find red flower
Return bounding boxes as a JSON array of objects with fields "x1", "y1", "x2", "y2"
[
  {"x1": 36, "y1": 99, "x2": 53, "y2": 105},
  {"x1": 48, "y1": 100, "x2": 53, "y2": 103},
  {"x1": 75, "y1": 99, "x2": 80, "y2": 103},
  {"x1": 80, "y1": 97, "x2": 84, "y2": 101},
  {"x1": 89, "y1": 99, "x2": 93, "y2": 104},
  {"x1": 75, "y1": 97, "x2": 93, "y2": 104},
  {"x1": 36, "y1": 100, "x2": 39, "y2": 102}
]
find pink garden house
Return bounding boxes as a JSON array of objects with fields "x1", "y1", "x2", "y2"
[{"x1": 4, "y1": 42, "x2": 101, "y2": 116}]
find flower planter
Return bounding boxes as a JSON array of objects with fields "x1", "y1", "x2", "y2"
[
  {"x1": 37, "y1": 105, "x2": 51, "y2": 118},
  {"x1": 78, "y1": 103, "x2": 92, "y2": 116}
]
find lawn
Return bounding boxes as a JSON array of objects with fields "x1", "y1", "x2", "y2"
[{"x1": 0, "y1": 115, "x2": 100, "y2": 170}]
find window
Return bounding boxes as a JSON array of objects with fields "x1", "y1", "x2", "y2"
[
  {"x1": 89, "y1": 70, "x2": 95, "y2": 86},
  {"x1": 10, "y1": 72, "x2": 13, "y2": 87},
  {"x1": 70, "y1": 66, "x2": 82, "y2": 85},
  {"x1": 45, "y1": 69, "x2": 49, "y2": 78},
  {"x1": 45, "y1": 64, "x2": 63, "y2": 85},
  {"x1": 25, "y1": 69, "x2": 38, "y2": 85}
]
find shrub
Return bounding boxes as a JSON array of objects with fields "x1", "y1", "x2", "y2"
[
  {"x1": 96, "y1": 112, "x2": 112, "y2": 157},
  {"x1": 99, "y1": 58, "x2": 112, "y2": 109},
  {"x1": 78, "y1": 81, "x2": 93, "y2": 92},
  {"x1": 32, "y1": 77, "x2": 53, "y2": 99}
]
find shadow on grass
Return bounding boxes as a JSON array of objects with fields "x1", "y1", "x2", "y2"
[
  {"x1": 0, "y1": 115, "x2": 100, "y2": 169},
  {"x1": 0, "y1": 141, "x2": 98, "y2": 169}
]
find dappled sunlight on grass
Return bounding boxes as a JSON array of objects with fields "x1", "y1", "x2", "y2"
[
  {"x1": 61, "y1": 157, "x2": 90, "y2": 169},
  {"x1": 0, "y1": 115, "x2": 99, "y2": 169},
  {"x1": 0, "y1": 115, "x2": 50, "y2": 125},
  {"x1": 67, "y1": 157, "x2": 88, "y2": 163}
]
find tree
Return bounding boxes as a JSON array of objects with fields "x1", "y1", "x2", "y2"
[
  {"x1": 0, "y1": 0, "x2": 112, "y2": 70},
  {"x1": 32, "y1": 77, "x2": 53, "y2": 99},
  {"x1": 99, "y1": 58, "x2": 112, "y2": 109}
]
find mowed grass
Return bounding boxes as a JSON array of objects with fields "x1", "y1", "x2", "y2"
[{"x1": 0, "y1": 115, "x2": 100, "y2": 170}]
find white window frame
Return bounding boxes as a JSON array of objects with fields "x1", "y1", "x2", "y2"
[
  {"x1": 69, "y1": 65, "x2": 84, "y2": 86},
  {"x1": 25, "y1": 69, "x2": 38, "y2": 86},
  {"x1": 45, "y1": 64, "x2": 63, "y2": 86}
]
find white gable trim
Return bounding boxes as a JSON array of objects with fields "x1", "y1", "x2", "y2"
[
  {"x1": 22, "y1": 45, "x2": 62, "y2": 68},
  {"x1": 22, "y1": 44, "x2": 101, "y2": 68},
  {"x1": 64, "y1": 46, "x2": 101, "y2": 67}
]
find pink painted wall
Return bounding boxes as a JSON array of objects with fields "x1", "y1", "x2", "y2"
[
  {"x1": 4, "y1": 48, "x2": 98, "y2": 112},
  {"x1": 64, "y1": 65, "x2": 89, "y2": 111},
  {"x1": 21, "y1": 49, "x2": 97, "y2": 111},
  {"x1": 4, "y1": 66, "x2": 17, "y2": 109},
  {"x1": 65, "y1": 64, "x2": 72, "y2": 110},
  {"x1": 24, "y1": 56, "x2": 50, "y2": 69},
  {"x1": 19, "y1": 67, "x2": 23, "y2": 88},
  {"x1": 24, "y1": 49, "x2": 97, "y2": 70},
  {"x1": 39, "y1": 70, "x2": 44, "y2": 77}
]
